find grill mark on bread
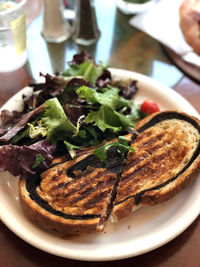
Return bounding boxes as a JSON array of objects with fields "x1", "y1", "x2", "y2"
[
  {"x1": 57, "y1": 182, "x2": 67, "y2": 189},
  {"x1": 122, "y1": 161, "x2": 152, "y2": 185},
  {"x1": 69, "y1": 186, "x2": 96, "y2": 205},
  {"x1": 140, "y1": 138, "x2": 156, "y2": 147},
  {"x1": 118, "y1": 153, "x2": 168, "y2": 198},
  {"x1": 63, "y1": 181, "x2": 91, "y2": 198},
  {"x1": 121, "y1": 150, "x2": 170, "y2": 184},
  {"x1": 55, "y1": 173, "x2": 116, "y2": 206},
  {"x1": 52, "y1": 176, "x2": 59, "y2": 182},
  {"x1": 84, "y1": 191, "x2": 108, "y2": 207},
  {"x1": 68, "y1": 177, "x2": 108, "y2": 205},
  {"x1": 48, "y1": 168, "x2": 114, "y2": 197}
]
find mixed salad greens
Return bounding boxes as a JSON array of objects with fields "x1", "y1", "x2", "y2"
[{"x1": 0, "y1": 52, "x2": 158, "y2": 178}]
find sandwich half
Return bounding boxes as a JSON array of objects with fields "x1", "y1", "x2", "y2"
[
  {"x1": 112, "y1": 111, "x2": 200, "y2": 221},
  {"x1": 19, "y1": 143, "x2": 127, "y2": 237}
]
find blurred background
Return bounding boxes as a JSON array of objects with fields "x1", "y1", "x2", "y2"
[
  {"x1": 22, "y1": 0, "x2": 182, "y2": 85},
  {"x1": 1, "y1": 0, "x2": 199, "y2": 118}
]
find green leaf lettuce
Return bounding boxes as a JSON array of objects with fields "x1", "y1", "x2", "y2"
[
  {"x1": 62, "y1": 60, "x2": 104, "y2": 85},
  {"x1": 42, "y1": 98, "x2": 82, "y2": 143},
  {"x1": 76, "y1": 85, "x2": 135, "y2": 132}
]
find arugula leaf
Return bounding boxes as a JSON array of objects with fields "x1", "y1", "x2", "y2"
[
  {"x1": 32, "y1": 153, "x2": 45, "y2": 169},
  {"x1": 93, "y1": 136, "x2": 135, "y2": 162}
]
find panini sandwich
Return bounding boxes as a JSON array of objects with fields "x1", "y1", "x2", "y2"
[{"x1": 19, "y1": 111, "x2": 200, "y2": 237}]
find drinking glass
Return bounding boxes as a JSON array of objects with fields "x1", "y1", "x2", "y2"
[{"x1": 0, "y1": 0, "x2": 27, "y2": 72}]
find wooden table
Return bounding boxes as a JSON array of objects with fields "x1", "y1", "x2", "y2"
[{"x1": 0, "y1": 1, "x2": 200, "y2": 266}]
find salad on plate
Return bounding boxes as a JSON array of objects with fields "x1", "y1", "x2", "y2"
[{"x1": 0, "y1": 52, "x2": 159, "y2": 179}]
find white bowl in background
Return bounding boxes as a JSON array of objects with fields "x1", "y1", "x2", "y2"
[{"x1": 117, "y1": 0, "x2": 156, "y2": 14}]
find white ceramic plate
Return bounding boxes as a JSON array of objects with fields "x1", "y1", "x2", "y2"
[{"x1": 0, "y1": 69, "x2": 200, "y2": 261}]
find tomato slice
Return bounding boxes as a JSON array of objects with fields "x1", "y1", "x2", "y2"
[{"x1": 141, "y1": 100, "x2": 160, "y2": 114}]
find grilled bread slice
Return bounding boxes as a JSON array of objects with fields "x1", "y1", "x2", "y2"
[
  {"x1": 18, "y1": 141, "x2": 128, "y2": 237},
  {"x1": 112, "y1": 111, "x2": 200, "y2": 221}
]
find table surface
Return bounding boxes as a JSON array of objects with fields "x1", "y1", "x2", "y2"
[{"x1": 0, "y1": 1, "x2": 200, "y2": 266}]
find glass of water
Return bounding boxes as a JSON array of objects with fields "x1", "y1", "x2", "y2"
[{"x1": 0, "y1": 0, "x2": 27, "y2": 72}]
